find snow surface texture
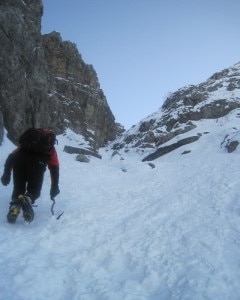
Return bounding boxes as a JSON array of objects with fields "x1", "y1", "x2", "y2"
[{"x1": 0, "y1": 113, "x2": 240, "y2": 300}]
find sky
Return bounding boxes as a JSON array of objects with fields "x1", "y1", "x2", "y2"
[{"x1": 41, "y1": 0, "x2": 240, "y2": 129}]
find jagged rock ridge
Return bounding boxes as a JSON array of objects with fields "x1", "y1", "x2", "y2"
[
  {"x1": 113, "y1": 62, "x2": 240, "y2": 160},
  {"x1": 0, "y1": 0, "x2": 119, "y2": 150}
]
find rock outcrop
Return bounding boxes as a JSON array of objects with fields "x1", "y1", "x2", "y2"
[
  {"x1": 0, "y1": 0, "x2": 119, "y2": 149},
  {"x1": 113, "y1": 62, "x2": 240, "y2": 159}
]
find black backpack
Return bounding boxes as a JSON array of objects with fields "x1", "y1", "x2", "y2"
[{"x1": 19, "y1": 128, "x2": 56, "y2": 154}]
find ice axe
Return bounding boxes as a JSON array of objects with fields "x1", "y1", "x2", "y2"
[{"x1": 51, "y1": 197, "x2": 64, "y2": 220}]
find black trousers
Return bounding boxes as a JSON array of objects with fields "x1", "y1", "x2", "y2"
[{"x1": 11, "y1": 150, "x2": 47, "y2": 203}]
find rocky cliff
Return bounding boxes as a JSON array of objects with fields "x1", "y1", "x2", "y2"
[
  {"x1": 113, "y1": 62, "x2": 240, "y2": 160},
  {"x1": 0, "y1": 0, "x2": 119, "y2": 149}
]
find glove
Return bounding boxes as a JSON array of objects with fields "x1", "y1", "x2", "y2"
[
  {"x1": 1, "y1": 172, "x2": 11, "y2": 186},
  {"x1": 50, "y1": 185, "x2": 60, "y2": 199}
]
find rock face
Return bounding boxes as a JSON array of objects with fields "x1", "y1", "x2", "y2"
[
  {"x1": 41, "y1": 31, "x2": 117, "y2": 148},
  {"x1": 113, "y1": 62, "x2": 240, "y2": 160},
  {"x1": 0, "y1": 0, "x2": 118, "y2": 148}
]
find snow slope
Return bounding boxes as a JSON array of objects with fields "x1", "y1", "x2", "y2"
[{"x1": 0, "y1": 112, "x2": 240, "y2": 300}]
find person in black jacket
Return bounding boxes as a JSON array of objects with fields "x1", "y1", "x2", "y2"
[{"x1": 1, "y1": 146, "x2": 60, "y2": 223}]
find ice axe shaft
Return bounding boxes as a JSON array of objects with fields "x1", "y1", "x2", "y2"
[
  {"x1": 50, "y1": 197, "x2": 55, "y2": 215},
  {"x1": 50, "y1": 197, "x2": 64, "y2": 220}
]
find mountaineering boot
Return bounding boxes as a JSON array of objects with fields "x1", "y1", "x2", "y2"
[
  {"x1": 18, "y1": 194, "x2": 34, "y2": 223},
  {"x1": 7, "y1": 201, "x2": 21, "y2": 224}
]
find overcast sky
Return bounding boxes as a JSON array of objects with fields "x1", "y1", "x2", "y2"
[{"x1": 41, "y1": 0, "x2": 240, "y2": 129}]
